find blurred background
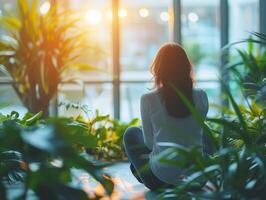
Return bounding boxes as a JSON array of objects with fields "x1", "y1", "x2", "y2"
[{"x1": 0, "y1": 0, "x2": 261, "y2": 121}]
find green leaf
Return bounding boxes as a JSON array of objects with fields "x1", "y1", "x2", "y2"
[
  {"x1": 25, "y1": 111, "x2": 43, "y2": 126},
  {"x1": 171, "y1": 84, "x2": 218, "y2": 150},
  {"x1": 0, "y1": 51, "x2": 15, "y2": 56},
  {"x1": 221, "y1": 82, "x2": 250, "y2": 144},
  {"x1": 0, "y1": 16, "x2": 21, "y2": 30}
]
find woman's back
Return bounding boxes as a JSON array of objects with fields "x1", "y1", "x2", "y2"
[
  {"x1": 123, "y1": 43, "x2": 209, "y2": 190},
  {"x1": 140, "y1": 88, "x2": 208, "y2": 185}
]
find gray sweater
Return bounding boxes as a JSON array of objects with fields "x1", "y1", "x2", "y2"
[{"x1": 140, "y1": 88, "x2": 209, "y2": 185}]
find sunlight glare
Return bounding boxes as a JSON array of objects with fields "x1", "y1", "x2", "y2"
[
  {"x1": 160, "y1": 11, "x2": 169, "y2": 22},
  {"x1": 119, "y1": 8, "x2": 127, "y2": 18},
  {"x1": 188, "y1": 12, "x2": 199, "y2": 23},
  {"x1": 107, "y1": 10, "x2": 112, "y2": 20},
  {"x1": 85, "y1": 10, "x2": 102, "y2": 25},
  {"x1": 39, "y1": 1, "x2": 51, "y2": 15},
  {"x1": 139, "y1": 8, "x2": 149, "y2": 18}
]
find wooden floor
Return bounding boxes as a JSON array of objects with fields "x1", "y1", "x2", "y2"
[
  {"x1": 74, "y1": 162, "x2": 157, "y2": 200},
  {"x1": 7, "y1": 162, "x2": 158, "y2": 200}
]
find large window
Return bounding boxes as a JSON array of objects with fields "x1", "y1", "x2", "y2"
[
  {"x1": 120, "y1": 0, "x2": 171, "y2": 81},
  {"x1": 0, "y1": 0, "x2": 262, "y2": 121},
  {"x1": 182, "y1": 0, "x2": 220, "y2": 81},
  {"x1": 57, "y1": 0, "x2": 113, "y2": 117},
  {"x1": 229, "y1": 0, "x2": 259, "y2": 43},
  {"x1": 182, "y1": 0, "x2": 221, "y2": 116},
  {"x1": 119, "y1": 0, "x2": 171, "y2": 120},
  {"x1": 228, "y1": 0, "x2": 259, "y2": 104}
]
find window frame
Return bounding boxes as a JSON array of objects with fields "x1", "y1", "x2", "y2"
[{"x1": 0, "y1": 0, "x2": 264, "y2": 120}]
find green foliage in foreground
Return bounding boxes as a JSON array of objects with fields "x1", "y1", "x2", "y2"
[
  {"x1": 158, "y1": 40, "x2": 266, "y2": 200},
  {"x1": 78, "y1": 111, "x2": 139, "y2": 161},
  {"x1": 226, "y1": 32, "x2": 266, "y2": 106},
  {"x1": 0, "y1": 111, "x2": 115, "y2": 200},
  {"x1": 157, "y1": 34, "x2": 266, "y2": 199},
  {"x1": 59, "y1": 102, "x2": 140, "y2": 161},
  {"x1": 158, "y1": 86, "x2": 266, "y2": 199}
]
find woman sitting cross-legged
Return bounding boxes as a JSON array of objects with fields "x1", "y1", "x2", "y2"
[{"x1": 123, "y1": 43, "x2": 209, "y2": 190}]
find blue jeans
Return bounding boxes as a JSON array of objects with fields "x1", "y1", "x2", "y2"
[{"x1": 123, "y1": 127, "x2": 167, "y2": 190}]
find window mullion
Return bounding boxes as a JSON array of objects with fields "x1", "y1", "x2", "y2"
[
  {"x1": 173, "y1": 0, "x2": 182, "y2": 44},
  {"x1": 220, "y1": 0, "x2": 229, "y2": 107},
  {"x1": 260, "y1": 0, "x2": 266, "y2": 34},
  {"x1": 112, "y1": 0, "x2": 121, "y2": 120}
]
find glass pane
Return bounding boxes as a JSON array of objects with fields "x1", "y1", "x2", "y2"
[
  {"x1": 67, "y1": 0, "x2": 112, "y2": 81},
  {"x1": 182, "y1": 0, "x2": 220, "y2": 81},
  {"x1": 120, "y1": 0, "x2": 171, "y2": 81},
  {"x1": 229, "y1": 0, "x2": 259, "y2": 43},
  {"x1": 228, "y1": 0, "x2": 259, "y2": 104},
  {"x1": 0, "y1": 0, "x2": 15, "y2": 14},
  {"x1": 0, "y1": 0, "x2": 16, "y2": 77},
  {"x1": 121, "y1": 82, "x2": 153, "y2": 121},
  {"x1": 0, "y1": 85, "x2": 27, "y2": 116},
  {"x1": 58, "y1": 83, "x2": 113, "y2": 118}
]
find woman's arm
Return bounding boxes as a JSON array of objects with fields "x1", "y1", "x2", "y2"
[
  {"x1": 200, "y1": 90, "x2": 212, "y2": 155},
  {"x1": 201, "y1": 89, "x2": 209, "y2": 117},
  {"x1": 140, "y1": 95, "x2": 153, "y2": 150}
]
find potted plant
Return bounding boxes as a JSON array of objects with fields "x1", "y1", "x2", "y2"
[
  {"x1": 0, "y1": 111, "x2": 114, "y2": 199},
  {"x1": 226, "y1": 32, "x2": 266, "y2": 106},
  {"x1": 0, "y1": 0, "x2": 98, "y2": 117}
]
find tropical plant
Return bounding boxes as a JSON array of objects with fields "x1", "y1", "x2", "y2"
[
  {"x1": 81, "y1": 111, "x2": 140, "y2": 161},
  {"x1": 0, "y1": 111, "x2": 114, "y2": 200},
  {"x1": 150, "y1": 33, "x2": 266, "y2": 199},
  {"x1": 226, "y1": 32, "x2": 266, "y2": 106},
  {"x1": 0, "y1": 0, "x2": 98, "y2": 116},
  {"x1": 156, "y1": 84, "x2": 266, "y2": 199},
  {"x1": 59, "y1": 102, "x2": 140, "y2": 161},
  {"x1": 155, "y1": 32, "x2": 266, "y2": 198}
]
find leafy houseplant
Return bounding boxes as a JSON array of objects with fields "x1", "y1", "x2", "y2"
[
  {"x1": 81, "y1": 112, "x2": 139, "y2": 161},
  {"x1": 59, "y1": 103, "x2": 140, "y2": 161},
  {"x1": 0, "y1": 107, "x2": 140, "y2": 199},
  {"x1": 226, "y1": 32, "x2": 266, "y2": 105},
  {"x1": 157, "y1": 84, "x2": 266, "y2": 199},
  {"x1": 0, "y1": 0, "x2": 97, "y2": 116},
  {"x1": 156, "y1": 34, "x2": 266, "y2": 199},
  {"x1": 0, "y1": 111, "x2": 114, "y2": 199}
]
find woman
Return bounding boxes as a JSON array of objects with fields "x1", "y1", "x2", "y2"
[{"x1": 123, "y1": 43, "x2": 209, "y2": 190}]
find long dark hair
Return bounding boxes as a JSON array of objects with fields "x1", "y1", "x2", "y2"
[{"x1": 151, "y1": 43, "x2": 194, "y2": 118}]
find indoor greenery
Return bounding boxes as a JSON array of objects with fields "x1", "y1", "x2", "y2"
[
  {"x1": 81, "y1": 112, "x2": 139, "y2": 161},
  {"x1": 158, "y1": 86, "x2": 266, "y2": 199},
  {"x1": 157, "y1": 33, "x2": 266, "y2": 199},
  {"x1": 226, "y1": 32, "x2": 266, "y2": 105},
  {"x1": 59, "y1": 102, "x2": 140, "y2": 161},
  {"x1": 0, "y1": 108, "x2": 138, "y2": 199},
  {"x1": 0, "y1": 111, "x2": 114, "y2": 199},
  {"x1": 0, "y1": 0, "x2": 98, "y2": 116}
]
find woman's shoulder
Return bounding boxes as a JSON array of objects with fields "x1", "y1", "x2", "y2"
[
  {"x1": 193, "y1": 88, "x2": 208, "y2": 99},
  {"x1": 141, "y1": 89, "x2": 160, "y2": 99},
  {"x1": 193, "y1": 87, "x2": 209, "y2": 114},
  {"x1": 193, "y1": 87, "x2": 206, "y2": 94},
  {"x1": 141, "y1": 89, "x2": 161, "y2": 105}
]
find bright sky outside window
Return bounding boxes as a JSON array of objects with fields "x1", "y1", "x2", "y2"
[
  {"x1": 39, "y1": 1, "x2": 51, "y2": 15},
  {"x1": 85, "y1": 9, "x2": 103, "y2": 25},
  {"x1": 139, "y1": 8, "x2": 149, "y2": 18}
]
